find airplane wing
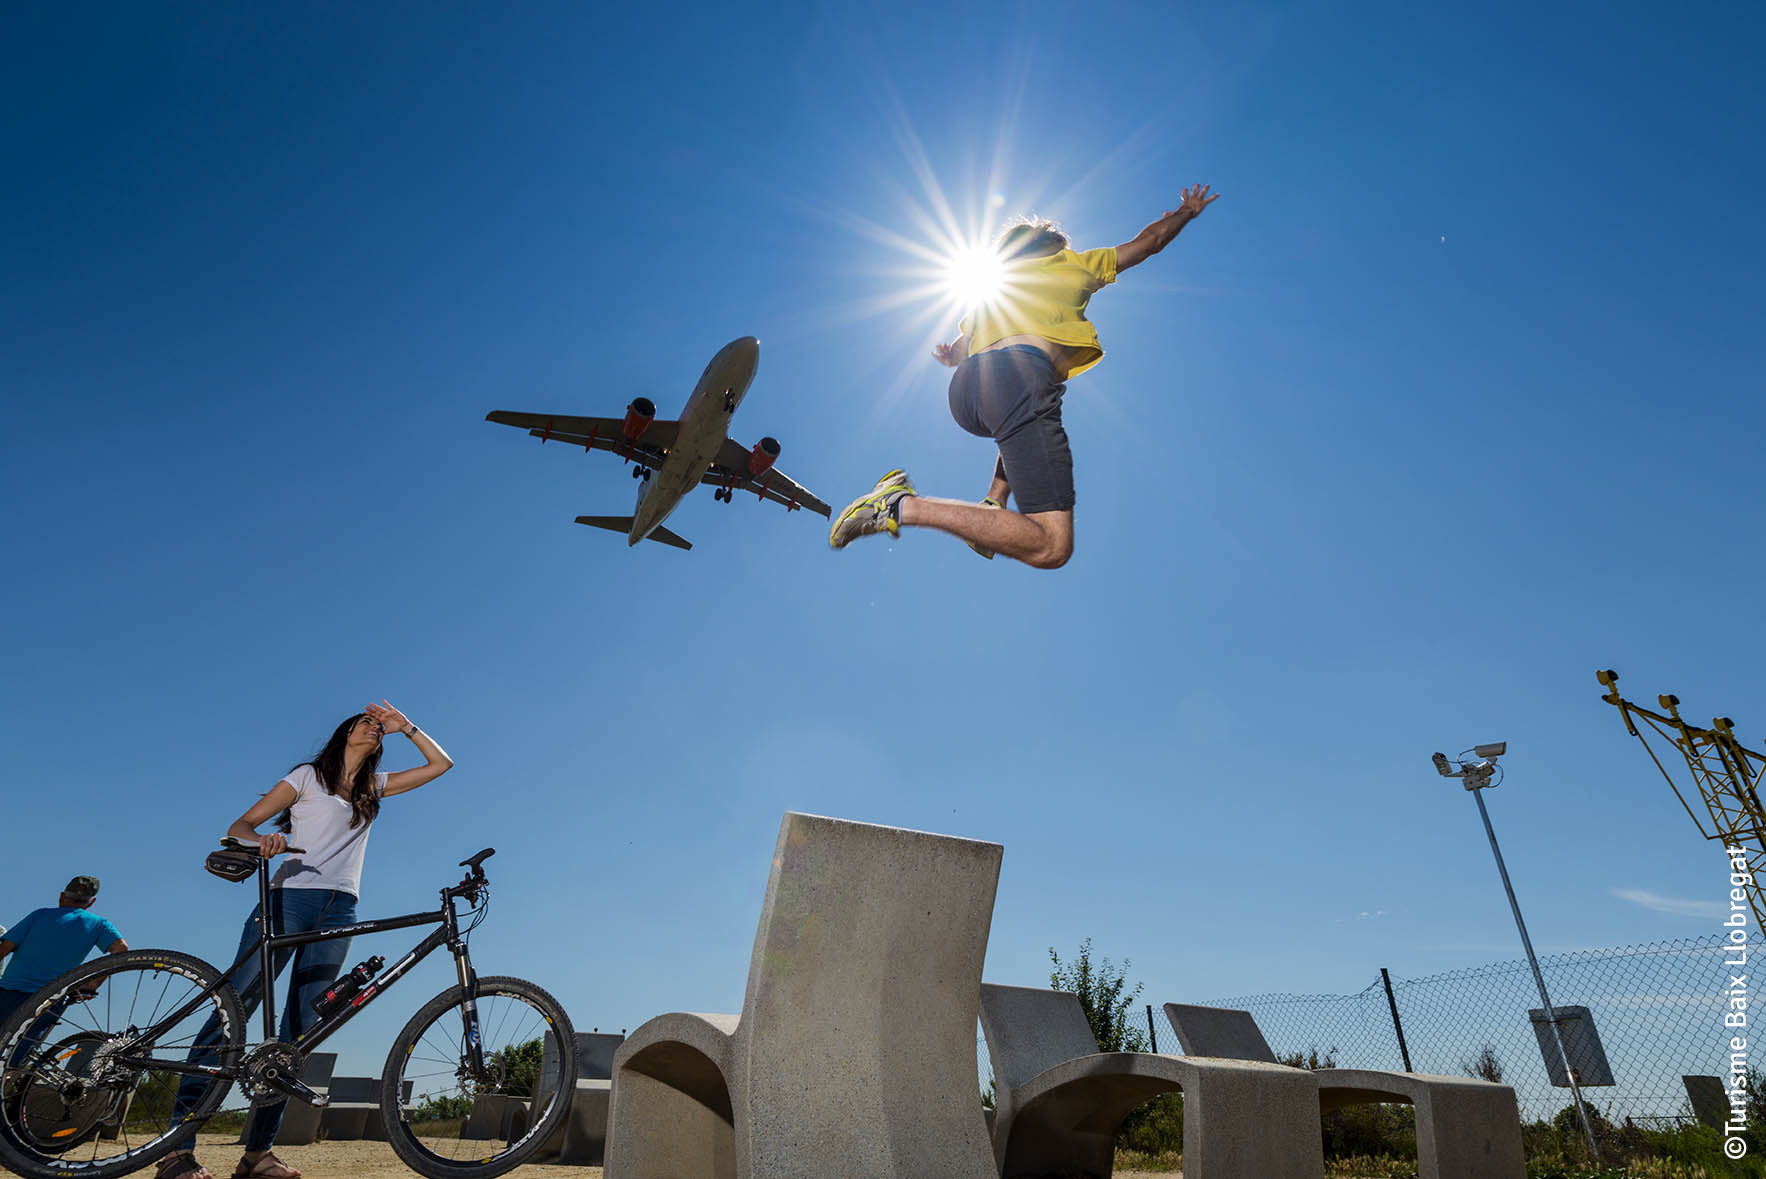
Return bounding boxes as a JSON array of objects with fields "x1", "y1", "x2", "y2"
[
  {"x1": 485, "y1": 411, "x2": 679, "y2": 468},
  {"x1": 704, "y1": 438, "x2": 833, "y2": 518}
]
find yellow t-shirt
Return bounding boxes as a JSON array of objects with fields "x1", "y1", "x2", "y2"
[{"x1": 959, "y1": 246, "x2": 1118, "y2": 378}]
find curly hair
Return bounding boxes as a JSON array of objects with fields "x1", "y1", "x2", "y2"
[{"x1": 996, "y1": 216, "x2": 1070, "y2": 260}]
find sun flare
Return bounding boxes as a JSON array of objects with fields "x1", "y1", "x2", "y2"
[{"x1": 943, "y1": 244, "x2": 1005, "y2": 309}]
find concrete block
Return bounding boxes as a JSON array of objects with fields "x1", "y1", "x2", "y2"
[
  {"x1": 319, "y1": 1104, "x2": 369, "y2": 1141},
  {"x1": 463, "y1": 1092, "x2": 527, "y2": 1140},
  {"x1": 606, "y1": 811, "x2": 1004, "y2": 1179},
  {"x1": 531, "y1": 1030, "x2": 625, "y2": 1162},
  {"x1": 982, "y1": 984, "x2": 1322, "y2": 1179},
  {"x1": 1164, "y1": 1003, "x2": 1525, "y2": 1179},
  {"x1": 326, "y1": 1075, "x2": 379, "y2": 1104}
]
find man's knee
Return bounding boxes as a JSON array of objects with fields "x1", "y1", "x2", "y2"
[{"x1": 1026, "y1": 535, "x2": 1073, "y2": 570}]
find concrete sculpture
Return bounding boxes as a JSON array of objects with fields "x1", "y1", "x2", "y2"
[
  {"x1": 981, "y1": 984, "x2": 1323, "y2": 1179},
  {"x1": 605, "y1": 811, "x2": 1004, "y2": 1178},
  {"x1": 1164, "y1": 1002, "x2": 1525, "y2": 1179}
]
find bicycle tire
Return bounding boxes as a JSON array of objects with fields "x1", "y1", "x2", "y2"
[
  {"x1": 0, "y1": 949, "x2": 245, "y2": 1179},
  {"x1": 380, "y1": 975, "x2": 576, "y2": 1179}
]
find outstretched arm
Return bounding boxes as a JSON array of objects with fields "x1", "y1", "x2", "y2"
[
  {"x1": 1116, "y1": 184, "x2": 1218, "y2": 272},
  {"x1": 370, "y1": 700, "x2": 455, "y2": 797}
]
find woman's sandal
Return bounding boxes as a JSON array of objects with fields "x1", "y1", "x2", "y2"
[
  {"x1": 231, "y1": 1151, "x2": 302, "y2": 1179},
  {"x1": 155, "y1": 1151, "x2": 215, "y2": 1179}
]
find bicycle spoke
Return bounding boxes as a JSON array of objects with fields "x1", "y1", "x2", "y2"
[
  {"x1": 381, "y1": 979, "x2": 573, "y2": 1178},
  {"x1": 0, "y1": 952, "x2": 241, "y2": 1179}
]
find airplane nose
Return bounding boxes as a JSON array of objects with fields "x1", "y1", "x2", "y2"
[{"x1": 726, "y1": 336, "x2": 759, "y2": 369}]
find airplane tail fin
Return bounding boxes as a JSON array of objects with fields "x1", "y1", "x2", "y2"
[{"x1": 573, "y1": 515, "x2": 693, "y2": 551}]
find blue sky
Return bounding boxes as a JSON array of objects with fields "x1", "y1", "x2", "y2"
[{"x1": 3, "y1": 1, "x2": 1762, "y2": 1079}]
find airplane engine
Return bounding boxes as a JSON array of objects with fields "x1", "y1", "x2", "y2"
[
  {"x1": 748, "y1": 436, "x2": 781, "y2": 476},
  {"x1": 622, "y1": 397, "x2": 656, "y2": 441}
]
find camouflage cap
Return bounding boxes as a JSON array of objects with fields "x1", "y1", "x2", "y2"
[{"x1": 64, "y1": 875, "x2": 100, "y2": 900}]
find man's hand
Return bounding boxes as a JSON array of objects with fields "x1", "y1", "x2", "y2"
[
  {"x1": 1118, "y1": 184, "x2": 1220, "y2": 271},
  {"x1": 1179, "y1": 183, "x2": 1218, "y2": 218},
  {"x1": 932, "y1": 340, "x2": 965, "y2": 367}
]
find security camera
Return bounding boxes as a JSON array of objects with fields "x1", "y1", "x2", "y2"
[
  {"x1": 1474, "y1": 742, "x2": 1507, "y2": 759},
  {"x1": 1432, "y1": 752, "x2": 1454, "y2": 776}
]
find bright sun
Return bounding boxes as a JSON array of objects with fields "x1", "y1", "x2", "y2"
[{"x1": 944, "y1": 244, "x2": 1004, "y2": 308}]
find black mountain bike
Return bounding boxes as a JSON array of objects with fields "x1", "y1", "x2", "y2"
[{"x1": 0, "y1": 840, "x2": 575, "y2": 1179}]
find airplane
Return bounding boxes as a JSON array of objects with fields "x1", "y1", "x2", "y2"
[{"x1": 485, "y1": 336, "x2": 831, "y2": 552}]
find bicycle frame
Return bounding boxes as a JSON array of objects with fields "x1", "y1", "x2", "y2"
[{"x1": 115, "y1": 858, "x2": 485, "y2": 1084}]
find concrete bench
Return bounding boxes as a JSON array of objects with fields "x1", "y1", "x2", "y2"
[
  {"x1": 1164, "y1": 1003, "x2": 1524, "y2": 1179},
  {"x1": 316, "y1": 1074, "x2": 410, "y2": 1141},
  {"x1": 463, "y1": 1091, "x2": 530, "y2": 1140},
  {"x1": 528, "y1": 1030, "x2": 624, "y2": 1164},
  {"x1": 605, "y1": 811, "x2": 1004, "y2": 1179},
  {"x1": 982, "y1": 983, "x2": 1322, "y2": 1179}
]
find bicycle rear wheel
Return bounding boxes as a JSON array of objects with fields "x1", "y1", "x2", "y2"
[
  {"x1": 0, "y1": 949, "x2": 244, "y2": 1179},
  {"x1": 381, "y1": 975, "x2": 575, "y2": 1179}
]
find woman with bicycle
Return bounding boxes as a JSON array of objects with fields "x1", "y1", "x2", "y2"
[{"x1": 160, "y1": 700, "x2": 453, "y2": 1179}]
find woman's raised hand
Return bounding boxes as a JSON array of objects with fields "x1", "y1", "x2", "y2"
[
  {"x1": 932, "y1": 341, "x2": 963, "y2": 367},
  {"x1": 365, "y1": 699, "x2": 410, "y2": 736}
]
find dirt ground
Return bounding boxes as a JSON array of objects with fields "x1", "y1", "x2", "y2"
[{"x1": 150, "y1": 1133, "x2": 1181, "y2": 1177}]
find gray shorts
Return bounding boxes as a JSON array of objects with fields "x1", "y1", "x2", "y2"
[{"x1": 946, "y1": 346, "x2": 1075, "y2": 514}]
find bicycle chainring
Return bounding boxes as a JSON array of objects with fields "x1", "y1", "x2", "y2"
[{"x1": 239, "y1": 1043, "x2": 302, "y2": 1106}]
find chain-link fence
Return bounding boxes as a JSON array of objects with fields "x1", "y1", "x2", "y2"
[{"x1": 979, "y1": 934, "x2": 1739, "y2": 1126}]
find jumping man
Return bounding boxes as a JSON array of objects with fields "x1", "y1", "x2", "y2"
[{"x1": 829, "y1": 184, "x2": 1219, "y2": 568}]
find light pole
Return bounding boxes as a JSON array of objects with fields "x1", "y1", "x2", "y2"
[{"x1": 1431, "y1": 743, "x2": 1601, "y2": 1167}]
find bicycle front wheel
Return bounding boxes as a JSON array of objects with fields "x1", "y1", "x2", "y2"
[
  {"x1": 381, "y1": 975, "x2": 576, "y2": 1179},
  {"x1": 0, "y1": 949, "x2": 245, "y2": 1179}
]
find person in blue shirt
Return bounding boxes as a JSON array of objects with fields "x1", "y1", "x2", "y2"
[{"x1": 0, "y1": 874, "x2": 129, "y2": 1026}]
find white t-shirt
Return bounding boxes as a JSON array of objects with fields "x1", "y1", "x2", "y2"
[{"x1": 268, "y1": 764, "x2": 387, "y2": 898}]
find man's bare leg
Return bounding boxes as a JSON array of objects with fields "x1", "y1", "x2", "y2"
[
  {"x1": 896, "y1": 497, "x2": 1072, "y2": 569},
  {"x1": 987, "y1": 456, "x2": 1012, "y2": 508}
]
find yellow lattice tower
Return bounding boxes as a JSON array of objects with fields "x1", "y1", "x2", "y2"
[{"x1": 1598, "y1": 669, "x2": 1766, "y2": 931}]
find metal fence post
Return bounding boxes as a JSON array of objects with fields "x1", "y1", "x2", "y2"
[
  {"x1": 1146, "y1": 1003, "x2": 1158, "y2": 1053},
  {"x1": 1380, "y1": 967, "x2": 1414, "y2": 1072}
]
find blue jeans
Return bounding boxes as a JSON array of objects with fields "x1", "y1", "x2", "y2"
[
  {"x1": 0, "y1": 988, "x2": 71, "y2": 1069},
  {"x1": 170, "y1": 888, "x2": 357, "y2": 1153},
  {"x1": 0, "y1": 987, "x2": 29, "y2": 1028}
]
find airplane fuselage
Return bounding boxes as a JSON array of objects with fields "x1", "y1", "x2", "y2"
[{"x1": 628, "y1": 336, "x2": 758, "y2": 545}]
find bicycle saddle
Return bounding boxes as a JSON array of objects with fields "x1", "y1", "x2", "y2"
[{"x1": 459, "y1": 848, "x2": 496, "y2": 871}]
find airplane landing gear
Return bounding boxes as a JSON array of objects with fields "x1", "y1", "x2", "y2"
[
  {"x1": 715, "y1": 487, "x2": 733, "y2": 503},
  {"x1": 723, "y1": 391, "x2": 736, "y2": 413},
  {"x1": 631, "y1": 465, "x2": 652, "y2": 481}
]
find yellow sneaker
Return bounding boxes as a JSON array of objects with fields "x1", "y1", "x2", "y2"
[
  {"x1": 967, "y1": 497, "x2": 1001, "y2": 559},
  {"x1": 829, "y1": 470, "x2": 916, "y2": 548}
]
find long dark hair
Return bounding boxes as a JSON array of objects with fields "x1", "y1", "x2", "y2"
[{"x1": 277, "y1": 713, "x2": 384, "y2": 833}]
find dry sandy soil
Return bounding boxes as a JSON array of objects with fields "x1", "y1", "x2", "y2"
[{"x1": 107, "y1": 1132, "x2": 1181, "y2": 1178}]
